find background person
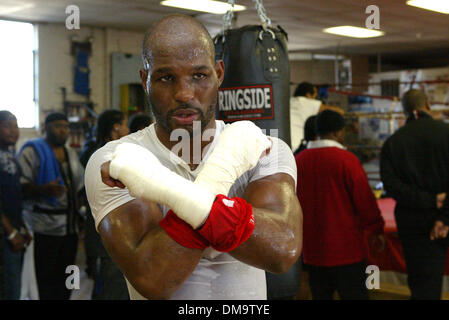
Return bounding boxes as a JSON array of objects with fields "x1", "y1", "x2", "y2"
[
  {"x1": 18, "y1": 112, "x2": 84, "y2": 300},
  {"x1": 290, "y1": 81, "x2": 344, "y2": 151},
  {"x1": 0, "y1": 111, "x2": 32, "y2": 299},
  {"x1": 380, "y1": 89, "x2": 449, "y2": 300},
  {"x1": 294, "y1": 115, "x2": 318, "y2": 156},
  {"x1": 128, "y1": 112, "x2": 153, "y2": 134},
  {"x1": 296, "y1": 110, "x2": 385, "y2": 300},
  {"x1": 79, "y1": 109, "x2": 130, "y2": 300}
]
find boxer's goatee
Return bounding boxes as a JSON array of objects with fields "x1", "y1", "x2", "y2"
[{"x1": 150, "y1": 99, "x2": 215, "y2": 136}]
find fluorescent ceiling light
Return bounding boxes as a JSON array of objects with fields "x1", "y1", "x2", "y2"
[
  {"x1": 160, "y1": 0, "x2": 246, "y2": 14},
  {"x1": 0, "y1": 3, "x2": 35, "y2": 15},
  {"x1": 406, "y1": 0, "x2": 449, "y2": 14},
  {"x1": 323, "y1": 26, "x2": 385, "y2": 38}
]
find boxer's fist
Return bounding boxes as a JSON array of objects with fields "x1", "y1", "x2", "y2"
[
  {"x1": 107, "y1": 142, "x2": 215, "y2": 229},
  {"x1": 109, "y1": 142, "x2": 165, "y2": 199},
  {"x1": 100, "y1": 161, "x2": 126, "y2": 189},
  {"x1": 216, "y1": 121, "x2": 272, "y2": 175},
  {"x1": 195, "y1": 121, "x2": 271, "y2": 196}
]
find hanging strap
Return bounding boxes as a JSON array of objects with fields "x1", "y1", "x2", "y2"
[
  {"x1": 222, "y1": 0, "x2": 235, "y2": 34},
  {"x1": 253, "y1": 0, "x2": 272, "y2": 30},
  {"x1": 222, "y1": 0, "x2": 272, "y2": 33}
]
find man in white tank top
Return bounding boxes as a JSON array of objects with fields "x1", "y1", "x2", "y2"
[{"x1": 84, "y1": 14, "x2": 302, "y2": 300}]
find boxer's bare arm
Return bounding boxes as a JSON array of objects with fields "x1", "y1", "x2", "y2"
[
  {"x1": 98, "y1": 199, "x2": 203, "y2": 299},
  {"x1": 97, "y1": 162, "x2": 300, "y2": 299},
  {"x1": 229, "y1": 173, "x2": 302, "y2": 274}
]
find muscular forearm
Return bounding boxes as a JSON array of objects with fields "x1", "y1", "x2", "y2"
[
  {"x1": 99, "y1": 204, "x2": 204, "y2": 299},
  {"x1": 229, "y1": 204, "x2": 302, "y2": 274},
  {"x1": 129, "y1": 228, "x2": 203, "y2": 299}
]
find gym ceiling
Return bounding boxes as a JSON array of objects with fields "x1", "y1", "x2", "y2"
[{"x1": 1, "y1": 0, "x2": 448, "y2": 68}]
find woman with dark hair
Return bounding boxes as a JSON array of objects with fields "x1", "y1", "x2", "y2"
[
  {"x1": 96, "y1": 110, "x2": 129, "y2": 147},
  {"x1": 294, "y1": 115, "x2": 317, "y2": 156},
  {"x1": 80, "y1": 110, "x2": 129, "y2": 167},
  {"x1": 128, "y1": 113, "x2": 153, "y2": 134},
  {"x1": 79, "y1": 109, "x2": 130, "y2": 300}
]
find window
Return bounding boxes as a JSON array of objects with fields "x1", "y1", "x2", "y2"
[{"x1": 0, "y1": 20, "x2": 36, "y2": 128}]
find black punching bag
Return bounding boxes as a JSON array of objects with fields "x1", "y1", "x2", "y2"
[
  {"x1": 215, "y1": 25, "x2": 291, "y2": 146},
  {"x1": 214, "y1": 1, "x2": 300, "y2": 299}
]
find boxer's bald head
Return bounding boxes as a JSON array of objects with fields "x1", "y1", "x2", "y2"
[
  {"x1": 142, "y1": 14, "x2": 215, "y2": 71},
  {"x1": 139, "y1": 14, "x2": 224, "y2": 139}
]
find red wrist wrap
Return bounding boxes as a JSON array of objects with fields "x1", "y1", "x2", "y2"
[
  {"x1": 159, "y1": 210, "x2": 209, "y2": 249},
  {"x1": 198, "y1": 194, "x2": 255, "y2": 252}
]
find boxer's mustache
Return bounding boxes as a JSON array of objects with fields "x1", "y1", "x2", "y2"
[{"x1": 167, "y1": 104, "x2": 204, "y2": 118}]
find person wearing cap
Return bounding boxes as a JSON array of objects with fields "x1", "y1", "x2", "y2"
[
  {"x1": 296, "y1": 110, "x2": 385, "y2": 300},
  {"x1": 0, "y1": 111, "x2": 32, "y2": 299},
  {"x1": 17, "y1": 112, "x2": 84, "y2": 300}
]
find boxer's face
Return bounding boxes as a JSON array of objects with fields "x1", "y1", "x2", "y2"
[{"x1": 141, "y1": 34, "x2": 224, "y2": 135}]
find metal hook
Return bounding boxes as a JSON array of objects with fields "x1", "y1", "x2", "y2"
[{"x1": 259, "y1": 28, "x2": 275, "y2": 41}]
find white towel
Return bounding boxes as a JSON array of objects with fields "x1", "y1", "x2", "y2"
[{"x1": 20, "y1": 226, "x2": 39, "y2": 300}]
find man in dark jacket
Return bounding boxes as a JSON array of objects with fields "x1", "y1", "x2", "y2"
[
  {"x1": 0, "y1": 111, "x2": 32, "y2": 299},
  {"x1": 380, "y1": 89, "x2": 449, "y2": 300}
]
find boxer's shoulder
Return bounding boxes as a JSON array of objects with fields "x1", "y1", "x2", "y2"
[
  {"x1": 249, "y1": 136, "x2": 297, "y2": 188},
  {"x1": 257, "y1": 136, "x2": 294, "y2": 165}
]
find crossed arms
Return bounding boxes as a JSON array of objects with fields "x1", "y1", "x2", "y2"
[
  {"x1": 98, "y1": 167, "x2": 301, "y2": 299},
  {"x1": 88, "y1": 121, "x2": 302, "y2": 299}
]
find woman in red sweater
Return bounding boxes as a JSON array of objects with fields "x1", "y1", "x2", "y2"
[{"x1": 296, "y1": 110, "x2": 385, "y2": 300}]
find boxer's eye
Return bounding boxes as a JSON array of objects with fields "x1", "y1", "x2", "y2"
[
  {"x1": 159, "y1": 75, "x2": 174, "y2": 82},
  {"x1": 193, "y1": 73, "x2": 206, "y2": 80}
]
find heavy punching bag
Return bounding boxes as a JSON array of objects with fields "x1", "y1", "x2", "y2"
[
  {"x1": 214, "y1": 0, "x2": 291, "y2": 147},
  {"x1": 214, "y1": 0, "x2": 301, "y2": 300}
]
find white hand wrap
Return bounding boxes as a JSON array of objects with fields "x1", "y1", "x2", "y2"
[
  {"x1": 109, "y1": 143, "x2": 215, "y2": 229},
  {"x1": 195, "y1": 121, "x2": 272, "y2": 196}
]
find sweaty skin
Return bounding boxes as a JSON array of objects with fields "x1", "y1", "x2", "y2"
[{"x1": 97, "y1": 14, "x2": 302, "y2": 299}]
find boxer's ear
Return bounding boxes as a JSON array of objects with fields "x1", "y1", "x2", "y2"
[
  {"x1": 215, "y1": 60, "x2": 225, "y2": 87},
  {"x1": 140, "y1": 68, "x2": 149, "y2": 95}
]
